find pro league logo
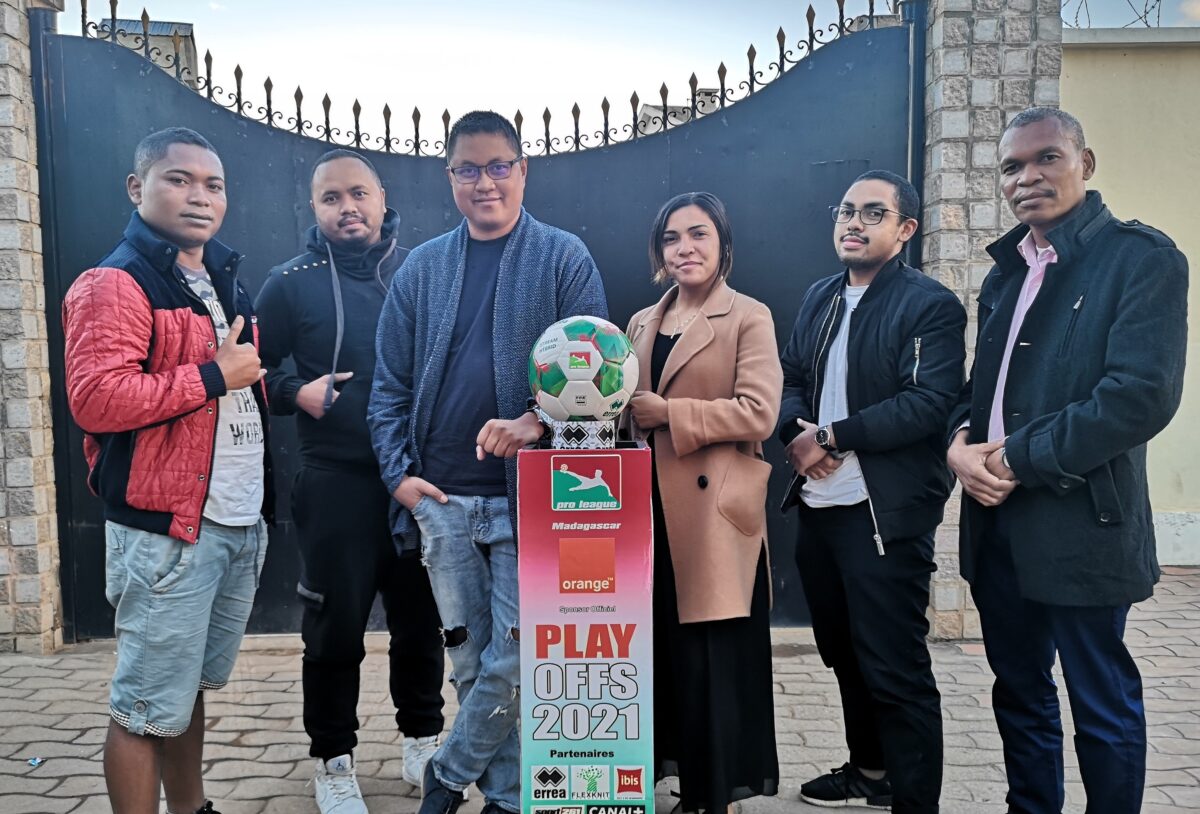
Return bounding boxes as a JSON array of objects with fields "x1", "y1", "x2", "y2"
[{"x1": 551, "y1": 454, "x2": 621, "y2": 511}]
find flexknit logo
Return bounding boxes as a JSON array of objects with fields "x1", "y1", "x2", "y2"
[
  {"x1": 559, "y1": 537, "x2": 616, "y2": 594},
  {"x1": 551, "y1": 454, "x2": 621, "y2": 512}
]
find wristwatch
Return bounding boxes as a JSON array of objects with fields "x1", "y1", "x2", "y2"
[
  {"x1": 815, "y1": 425, "x2": 837, "y2": 452},
  {"x1": 1001, "y1": 446, "x2": 1010, "y2": 471}
]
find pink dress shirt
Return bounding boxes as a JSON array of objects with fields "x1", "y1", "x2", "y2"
[{"x1": 988, "y1": 232, "x2": 1058, "y2": 442}]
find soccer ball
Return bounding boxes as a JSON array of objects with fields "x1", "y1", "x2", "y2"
[{"x1": 529, "y1": 316, "x2": 639, "y2": 422}]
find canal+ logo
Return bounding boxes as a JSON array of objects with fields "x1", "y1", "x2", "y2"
[{"x1": 551, "y1": 454, "x2": 621, "y2": 512}]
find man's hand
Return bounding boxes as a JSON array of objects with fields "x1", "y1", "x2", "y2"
[
  {"x1": 805, "y1": 453, "x2": 844, "y2": 480},
  {"x1": 214, "y1": 315, "x2": 265, "y2": 390},
  {"x1": 295, "y1": 372, "x2": 354, "y2": 419},
  {"x1": 393, "y1": 476, "x2": 447, "y2": 511},
  {"x1": 476, "y1": 412, "x2": 544, "y2": 460},
  {"x1": 629, "y1": 391, "x2": 669, "y2": 430},
  {"x1": 947, "y1": 430, "x2": 1017, "y2": 507},
  {"x1": 786, "y1": 419, "x2": 831, "y2": 476},
  {"x1": 985, "y1": 446, "x2": 1016, "y2": 481}
]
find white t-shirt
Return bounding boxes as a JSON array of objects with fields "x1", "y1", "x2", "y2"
[
  {"x1": 181, "y1": 265, "x2": 265, "y2": 527},
  {"x1": 802, "y1": 283, "x2": 870, "y2": 508}
]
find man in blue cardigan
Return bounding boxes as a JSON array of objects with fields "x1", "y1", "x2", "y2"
[{"x1": 369, "y1": 111, "x2": 607, "y2": 814}]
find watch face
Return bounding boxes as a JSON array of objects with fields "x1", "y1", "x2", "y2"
[{"x1": 816, "y1": 428, "x2": 829, "y2": 446}]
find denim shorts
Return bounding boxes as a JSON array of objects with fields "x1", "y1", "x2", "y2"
[{"x1": 104, "y1": 518, "x2": 268, "y2": 737}]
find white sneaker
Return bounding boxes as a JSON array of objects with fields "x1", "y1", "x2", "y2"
[
  {"x1": 313, "y1": 754, "x2": 368, "y2": 814},
  {"x1": 402, "y1": 735, "x2": 439, "y2": 787}
]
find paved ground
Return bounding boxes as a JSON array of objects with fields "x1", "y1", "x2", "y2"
[{"x1": 1, "y1": 568, "x2": 1198, "y2": 814}]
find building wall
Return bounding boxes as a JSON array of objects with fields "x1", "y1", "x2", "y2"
[
  {"x1": 1062, "y1": 29, "x2": 1200, "y2": 565},
  {"x1": 921, "y1": 0, "x2": 1063, "y2": 639},
  {"x1": 0, "y1": 0, "x2": 62, "y2": 652}
]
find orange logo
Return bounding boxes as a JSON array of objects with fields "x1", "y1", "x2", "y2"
[{"x1": 558, "y1": 538, "x2": 616, "y2": 594}]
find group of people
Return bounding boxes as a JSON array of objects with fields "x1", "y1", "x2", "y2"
[{"x1": 61, "y1": 104, "x2": 1187, "y2": 814}]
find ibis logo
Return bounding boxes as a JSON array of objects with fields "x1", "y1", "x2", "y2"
[
  {"x1": 559, "y1": 537, "x2": 616, "y2": 594},
  {"x1": 614, "y1": 766, "x2": 645, "y2": 799},
  {"x1": 551, "y1": 454, "x2": 621, "y2": 511}
]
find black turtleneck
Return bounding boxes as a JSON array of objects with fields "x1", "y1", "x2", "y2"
[{"x1": 256, "y1": 208, "x2": 408, "y2": 469}]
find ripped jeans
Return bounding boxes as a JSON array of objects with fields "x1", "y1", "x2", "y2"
[{"x1": 411, "y1": 494, "x2": 521, "y2": 811}]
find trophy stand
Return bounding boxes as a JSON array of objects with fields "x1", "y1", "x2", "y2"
[{"x1": 545, "y1": 417, "x2": 616, "y2": 450}]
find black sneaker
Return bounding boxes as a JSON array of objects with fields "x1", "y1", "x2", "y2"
[
  {"x1": 799, "y1": 763, "x2": 891, "y2": 808},
  {"x1": 193, "y1": 803, "x2": 221, "y2": 814},
  {"x1": 419, "y1": 759, "x2": 465, "y2": 814},
  {"x1": 480, "y1": 804, "x2": 510, "y2": 814}
]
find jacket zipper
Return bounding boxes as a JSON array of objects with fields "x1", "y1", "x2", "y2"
[
  {"x1": 175, "y1": 270, "x2": 220, "y2": 530},
  {"x1": 912, "y1": 336, "x2": 922, "y2": 385},
  {"x1": 1058, "y1": 294, "x2": 1084, "y2": 355},
  {"x1": 811, "y1": 292, "x2": 841, "y2": 406}
]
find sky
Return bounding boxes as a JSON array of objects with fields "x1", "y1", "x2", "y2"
[{"x1": 60, "y1": 0, "x2": 1200, "y2": 148}]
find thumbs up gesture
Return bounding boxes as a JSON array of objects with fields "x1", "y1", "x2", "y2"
[{"x1": 214, "y1": 315, "x2": 265, "y2": 390}]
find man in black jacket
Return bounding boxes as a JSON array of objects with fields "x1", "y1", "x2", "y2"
[
  {"x1": 779, "y1": 171, "x2": 966, "y2": 814},
  {"x1": 255, "y1": 150, "x2": 444, "y2": 814},
  {"x1": 947, "y1": 107, "x2": 1188, "y2": 814}
]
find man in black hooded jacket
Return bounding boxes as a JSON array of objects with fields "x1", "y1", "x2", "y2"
[{"x1": 256, "y1": 150, "x2": 444, "y2": 813}]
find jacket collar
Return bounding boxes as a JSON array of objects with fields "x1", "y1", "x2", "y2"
[
  {"x1": 122, "y1": 211, "x2": 241, "y2": 278},
  {"x1": 632, "y1": 280, "x2": 736, "y2": 394},
  {"x1": 837, "y1": 253, "x2": 905, "y2": 305},
  {"x1": 986, "y1": 190, "x2": 1113, "y2": 273},
  {"x1": 306, "y1": 207, "x2": 402, "y2": 279}
]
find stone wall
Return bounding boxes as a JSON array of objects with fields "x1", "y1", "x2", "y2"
[
  {"x1": 921, "y1": 0, "x2": 1062, "y2": 638},
  {"x1": 0, "y1": 0, "x2": 61, "y2": 652}
]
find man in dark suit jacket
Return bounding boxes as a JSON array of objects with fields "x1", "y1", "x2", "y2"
[{"x1": 947, "y1": 107, "x2": 1188, "y2": 814}]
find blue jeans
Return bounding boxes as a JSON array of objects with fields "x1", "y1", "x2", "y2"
[
  {"x1": 411, "y1": 494, "x2": 520, "y2": 812},
  {"x1": 972, "y1": 513, "x2": 1145, "y2": 814}
]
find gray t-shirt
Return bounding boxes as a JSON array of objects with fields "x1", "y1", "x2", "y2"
[
  {"x1": 802, "y1": 283, "x2": 869, "y2": 508},
  {"x1": 181, "y1": 265, "x2": 265, "y2": 526}
]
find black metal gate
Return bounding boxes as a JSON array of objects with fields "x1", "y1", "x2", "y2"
[{"x1": 32, "y1": 3, "x2": 925, "y2": 640}]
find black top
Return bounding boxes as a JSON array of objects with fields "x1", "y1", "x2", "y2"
[
  {"x1": 651, "y1": 331, "x2": 680, "y2": 393},
  {"x1": 256, "y1": 209, "x2": 406, "y2": 470},
  {"x1": 420, "y1": 234, "x2": 510, "y2": 496}
]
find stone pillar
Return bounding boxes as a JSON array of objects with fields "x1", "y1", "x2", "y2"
[
  {"x1": 0, "y1": 0, "x2": 62, "y2": 652},
  {"x1": 920, "y1": 0, "x2": 1062, "y2": 639}
]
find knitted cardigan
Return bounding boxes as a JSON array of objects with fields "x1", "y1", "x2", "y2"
[{"x1": 369, "y1": 209, "x2": 608, "y2": 552}]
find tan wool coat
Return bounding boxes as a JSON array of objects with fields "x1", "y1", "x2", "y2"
[{"x1": 624, "y1": 281, "x2": 783, "y2": 623}]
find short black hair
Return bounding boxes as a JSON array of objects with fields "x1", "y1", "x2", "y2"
[
  {"x1": 648, "y1": 191, "x2": 735, "y2": 286},
  {"x1": 133, "y1": 127, "x2": 217, "y2": 179},
  {"x1": 1004, "y1": 106, "x2": 1086, "y2": 152},
  {"x1": 852, "y1": 170, "x2": 920, "y2": 221},
  {"x1": 446, "y1": 111, "x2": 522, "y2": 163},
  {"x1": 310, "y1": 148, "x2": 382, "y2": 186}
]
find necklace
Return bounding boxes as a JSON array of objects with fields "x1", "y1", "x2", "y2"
[{"x1": 671, "y1": 309, "x2": 700, "y2": 338}]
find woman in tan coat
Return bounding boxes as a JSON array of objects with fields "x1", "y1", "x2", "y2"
[{"x1": 625, "y1": 192, "x2": 782, "y2": 814}]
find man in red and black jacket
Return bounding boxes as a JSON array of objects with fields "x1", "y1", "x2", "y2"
[{"x1": 62, "y1": 127, "x2": 272, "y2": 814}]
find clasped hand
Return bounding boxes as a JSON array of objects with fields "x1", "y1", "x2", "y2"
[{"x1": 786, "y1": 419, "x2": 842, "y2": 480}]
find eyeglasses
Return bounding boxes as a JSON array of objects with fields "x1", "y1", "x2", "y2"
[
  {"x1": 446, "y1": 157, "x2": 523, "y2": 184},
  {"x1": 829, "y1": 205, "x2": 912, "y2": 225}
]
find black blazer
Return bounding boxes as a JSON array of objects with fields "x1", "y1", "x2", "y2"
[{"x1": 948, "y1": 191, "x2": 1189, "y2": 606}]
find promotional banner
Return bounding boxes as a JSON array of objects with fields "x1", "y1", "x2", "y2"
[{"x1": 518, "y1": 445, "x2": 654, "y2": 814}]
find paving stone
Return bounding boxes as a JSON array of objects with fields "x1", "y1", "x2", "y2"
[{"x1": 0, "y1": 570, "x2": 1196, "y2": 811}]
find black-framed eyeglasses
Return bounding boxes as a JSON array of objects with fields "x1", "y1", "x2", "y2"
[
  {"x1": 446, "y1": 157, "x2": 524, "y2": 184},
  {"x1": 829, "y1": 205, "x2": 912, "y2": 225}
]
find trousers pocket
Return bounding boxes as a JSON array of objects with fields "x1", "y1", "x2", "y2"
[
  {"x1": 142, "y1": 533, "x2": 196, "y2": 594},
  {"x1": 104, "y1": 523, "x2": 129, "y2": 608},
  {"x1": 716, "y1": 453, "x2": 773, "y2": 538}
]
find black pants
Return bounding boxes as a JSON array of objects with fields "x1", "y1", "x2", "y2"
[
  {"x1": 795, "y1": 501, "x2": 943, "y2": 814},
  {"x1": 293, "y1": 464, "x2": 445, "y2": 760}
]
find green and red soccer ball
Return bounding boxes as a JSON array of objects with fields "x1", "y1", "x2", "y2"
[{"x1": 528, "y1": 316, "x2": 639, "y2": 422}]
